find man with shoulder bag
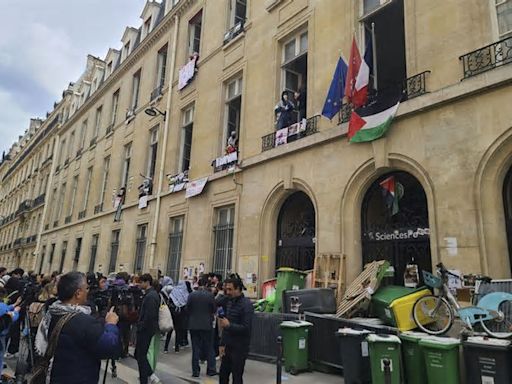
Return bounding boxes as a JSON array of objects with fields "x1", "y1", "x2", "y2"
[{"x1": 31, "y1": 271, "x2": 121, "y2": 384}]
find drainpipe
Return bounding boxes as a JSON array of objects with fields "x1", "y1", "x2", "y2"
[
  {"x1": 34, "y1": 135, "x2": 60, "y2": 272},
  {"x1": 148, "y1": 14, "x2": 179, "y2": 272}
]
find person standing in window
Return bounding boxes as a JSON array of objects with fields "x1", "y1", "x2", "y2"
[{"x1": 274, "y1": 91, "x2": 295, "y2": 130}]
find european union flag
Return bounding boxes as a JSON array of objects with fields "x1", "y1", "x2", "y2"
[{"x1": 321, "y1": 57, "x2": 348, "y2": 120}]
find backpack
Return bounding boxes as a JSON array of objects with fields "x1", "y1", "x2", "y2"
[
  {"x1": 28, "y1": 302, "x2": 46, "y2": 328},
  {"x1": 158, "y1": 294, "x2": 173, "y2": 333}
]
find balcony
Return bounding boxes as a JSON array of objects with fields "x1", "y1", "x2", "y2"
[
  {"x1": 26, "y1": 235, "x2": 36, "y2": 244},
  {"x1": 150, "y1": 84, "x2": 164, "y2": 102},
  {"x1": 89, "y1": 137, "x2": 97, "y2": 147},
  {"x1": 55, "y1": 165, "x2": 60, "y2": 173},
  {"x1": 78, "y1": 210, "x2": 86, "y2": 220},
  {"x1": 44, "y1": 224, "x2": 49, "y2": 231},
  {"x1": 41, "y1": 155, "x2": 53, "y2": 168},
  {"x1": 16, "y1": 200, "x2": 32, "y2": 216},
  {"x1": 76, "y1": 148, "x2": 83, "y2": 157},
  {"x1": 13, "y1": 238, "x2": 22, "y2": 248},
  {"x1": 34, "y1": 194, "x2": 45, "y2": 207},
  {"x1": 106, "y1": 124, "x2": 114, "y2": 135},
  {"x1": 223, "y1": 20, "x2": 245, "y2": 45},
  {"x1": 53, "y1": 220, "x2": 59, "y2": 228},
  {"x1": 94, "y1": 203, "x2": 103, "y2": 214},
  {"x1": 212, "y1": 151, "x2": 238, "y2": 173},
  {"x1": 262, "y1": 115, "x2": 319, "y2": 152},
  {"x1": 460, "y1": 36, "x2": 512, "y2": 79},
  {"x1": 64, "y1": 215, "x2": 72, "y2": 224},
  {"x1": 64, "y1": 158, "x2": 69, "y2": 166},
  {"x1": 125, "y1": 108, "x2": 136, "y2": 122}
]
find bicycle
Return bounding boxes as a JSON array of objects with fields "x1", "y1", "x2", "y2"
[{"x1": 412, "y1": 262, "x2": 512, "y2": 338}]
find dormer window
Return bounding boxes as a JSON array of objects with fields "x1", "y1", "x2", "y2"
[
  {"x1": 107, "y1": 61, "x2": 113, "y2": 75},
  {"x1": 144, "y1": 17, "x2": 152, "y2": 36}
]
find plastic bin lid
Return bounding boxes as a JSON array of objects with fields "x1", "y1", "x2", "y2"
[
  {"x1": 366, "y1": 334, "x2": 401, "y2": 344},
  {"x1": 400, "y1": 331, "x2": 431, "y2": 341},
  {"x1": 277, "y1": 267, "x2": 307, "y2": 275},
  {"x1": 465, "y1": 336, "x2": 511, "y2": 348},
  {"x1": 280, "y1": 320, "x2": 313, "y2": 328},
  {"x1": 419, "y1": 336, "x2": 460, "y2": 349},
  {"x1": 350, "y1": 317, "x2": 386, "y2": 326},
  {"x1": 336, "y1": 328, "x2": 373, "y2": 336}
]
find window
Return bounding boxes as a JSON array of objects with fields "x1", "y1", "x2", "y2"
[
  {"x1": 55, "y1": 183, "x2": 66, "y2": 222},
  {"x1": 361, "y1": 0, "x2": 406, "y2": 91},
  {"x1": 79, "y1": 120, "x2": 88, "y2": 151},
  {"x1": 121, "y1": 143, "x2": 132, "y2": 187},
  {"x1": 156, "y1": 44, "x2": 168, "y2": 90},
  {"x1": 363, "y1": 0, "x2": 392, "y2": 16},
  {"x1": 166, "y1": 216, "x2": 184, "y2": 282},
  {"x1": 109, "y1": 230, "x2": 120, "y2": 273},
  {"x1": 73, "y1": 238, "x2": 82, "y2": 271},
  {"x1": 94, "y1": 106, "x2": 102, "y2": 138},
  {"x1": 212, "y1": 206, "x2": 235, "y2": 277},
  {"x1": 229, "y1": 0, "x2": 247, "y2": 27},
  {"x1": 188, "y1": 11, "x2": 203, "y2": 56},
  {"x1": 130, "y1": 70, "x2": 141, "y2": 110},
  {"x1": 68, "y1": 176, "x2": 79, "y2": 217},
  {"x1": 496, "y1": 0, "x2": 512, "y2": 36},
  {"x1": 111, "y1": 89, "x2": 120, "y2": 125},
  {"x1": 99, "y1": 156, "x2": 110, "y2": 207},
  {"x1": 38, "y1": 245, "x2": 46, "y2": 274},
  {"x1": 224, "y1": 77, "x2": 242, "y2": 151},
  {"x1": 107, "y1": 61, "x2": 113, "y2": 75},
  {"x1": 58, "y1": 139, "x2": 66, "y2": 166},
  {"x1": 123, "y1": 41, "x2": 131, "y2": 59},
  {"x1": 281, "y1": 30, "x2": 308, "y2": 120},
  {"x1": 89, "y1": 234, "x2": 99, "y2": 273},
  {"x1": 48, "y1": 243, "x2": 56, "y2": 271},
  {"x1": 67, "y1": 131, "x2": 75, "y2": 160},
  {"x1": 144, "y1": 17, "x2": 152, "y2": 36},
  {"x1": 147, "y1": 127, "x2": 159, "y2": 179},
  {"x1": 82, "y1": 167, "x2": 93, "y2": 212},
  {"x1": 180, "y1": 105, "x2": 194, "y2": 172},
  {"x1": 134, "y1": 224, "x2": 147, "y2": 273},
  {"x1": 59, "y1": 241, "x2": 67, "y2": 273}
]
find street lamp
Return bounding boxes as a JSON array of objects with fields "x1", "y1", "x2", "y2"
[{"x1": 144, "y1": 106, "x2": 166, "y2": 120}]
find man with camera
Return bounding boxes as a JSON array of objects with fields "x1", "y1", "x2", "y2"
[{"x1": 218, "y1": 275, "x2": 254, "y2": 384}]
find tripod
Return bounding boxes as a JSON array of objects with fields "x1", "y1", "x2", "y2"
[
  {"x1": 102, "y1": 358, "x2": 118, "y2": 384},
  {"x1": 14, "y1": 315, "x2": 34, "y2": 384}
]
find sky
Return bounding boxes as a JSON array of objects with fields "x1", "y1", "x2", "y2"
[{"x1": 0, "y1": 0, "x2": 148, "y2": 155}]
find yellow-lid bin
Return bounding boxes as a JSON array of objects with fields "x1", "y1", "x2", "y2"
[{"x1": 389, "y1": 288, "x2": 431, "y2": 331}]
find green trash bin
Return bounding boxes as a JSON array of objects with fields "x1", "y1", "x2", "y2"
[
  {"x1": 273, "y1": 268, "x2": 307, "y2": 313},
  {"x1": 400, "y1": 331, "x2": 428, "y2": 384},
  {"x1": 419, "y1": 336, "x2": 460, "y2": 384},
  {"x1": 367, "y1": 334, "x2": 402, "y2": 384},
  {"x1": 280, "y1": 320, "x2": 312, "y2": 375}
]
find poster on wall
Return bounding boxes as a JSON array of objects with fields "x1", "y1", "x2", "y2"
[
  {"x1": 239, "y1": 255, "x2": 258, "y2": 298},
  {"x1": 403, "y1": 264, "x2": 419, "y2": 288}
]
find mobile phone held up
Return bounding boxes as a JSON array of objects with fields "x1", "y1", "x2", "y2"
[{"x1": 217, "y1": 307, "x2": 225, "y2": 319}]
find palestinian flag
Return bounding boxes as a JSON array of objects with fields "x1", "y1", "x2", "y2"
[
  {"x1": 380, "y1": 176, "x2": 400, "y2": 216},
  {"x1": 348, "y1": 93, "x2": 401, "y2": 143}
]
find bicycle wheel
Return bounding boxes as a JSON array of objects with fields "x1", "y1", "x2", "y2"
[
  {"x1": 481, "y1": 300, "x2": 512, "y2": 339},
  {"x1": 413, "y1": 295, "x2": 453, "y2": 335}
]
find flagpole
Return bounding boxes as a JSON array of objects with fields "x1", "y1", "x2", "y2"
[{"x1": 371, "y1": 22, "x2": 378, "y2": 91}]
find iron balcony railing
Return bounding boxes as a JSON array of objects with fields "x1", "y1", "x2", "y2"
[
  {"x1": 13, "y1": 238, "x2": 22, "y2": 247},
  {"x1": 150, "y1": 84, "x2": 164, "y2": 101},
  {"x1": 64, "y1": 158, "x2": 69, "y2": 166},
  {"x1": 337, "y1": 71, "x2": 431, "y2": 125},
  {"x1": 76, "y1": 148, "x2": 83, "y2": 157},
  {"x1": 78, "y1": 210, "x2": 86, "y2": 220},
  {"x1": 106, "y1": 124, "x2": 114, "y2": 135},
  {"x1": 34, "y1": 194, "x2": 45, "y2": 207},
  {"x1": 44, "y1": 224, "x2": 49, "y2": 231},
  {"x1": 262, "y1": 115, "x2": 320, "y2": 152},
  {"x1": 212, "y1": 151, "x2": 238, "y2": 173},
  {"x1": 53, "y1": 220, "x2": 59, "y2": 228},
  {"x1": 89, "y1": 137, "x2": 97, "y2": 147},
  {"x1": 64, "y1": 216, "x2": 72, "y2": 224},
  {"x1": 460, "y1": 36, "x2": 512, "y2": 79},
  {"x1": 94, "y1": 203, "x2": 103, "y2": 214},
  {"x1": 16, "y1": 200, "x2": 33, "y2": 216},
  {"x1": 224, "y1": 20, "x2": 245, "y2": 45}
]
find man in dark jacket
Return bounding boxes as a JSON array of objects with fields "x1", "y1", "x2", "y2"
[
  {"x1": 135, "y1": 273, "x2": 161, "y2": 384},
  {"x1": 218, "y1": 275, "x2": 254, "y2": 384},
  {"x1": 187, "y1": 277, "x2": 217, "y2": 377},
  {"x1": 44, "y1": 271, "x2": 120, "y2": 384},
  {"x1": 5, "y1": 268, "x2": 25, "y2": 356}
]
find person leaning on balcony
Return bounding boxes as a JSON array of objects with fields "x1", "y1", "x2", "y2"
[{"x1": 274, "y1": 90, "x2": 296, "y2": 130}]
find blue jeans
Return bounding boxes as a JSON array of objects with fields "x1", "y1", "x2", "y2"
[{"x1": 190, "y1": 330, "x2": 216, "y2": 375}]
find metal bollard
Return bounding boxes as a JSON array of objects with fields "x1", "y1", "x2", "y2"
[
  {"x1": 383, "y1": 358, "x2": 391, "y2": 384},
  {"x1": 276, "y1": 336, "x2": 283, "y2": 384}
]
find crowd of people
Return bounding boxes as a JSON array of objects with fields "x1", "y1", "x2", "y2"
[{"x1": 0, "y1": 267, "x2": 254, "y2": 384}]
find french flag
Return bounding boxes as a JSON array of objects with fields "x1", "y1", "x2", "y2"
[{"x1": 345, "y1": 36, "x2": 372, "y2": 108}]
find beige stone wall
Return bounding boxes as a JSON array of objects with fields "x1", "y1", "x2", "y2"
[{"x1": 1, "y1": 0, "x2": 512, "y2": 295}]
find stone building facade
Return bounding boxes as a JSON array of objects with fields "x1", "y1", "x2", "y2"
[{"x1": 1, "y1": 0, "x2": 512, "y2": 296}]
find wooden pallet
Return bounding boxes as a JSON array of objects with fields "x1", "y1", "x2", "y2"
[
  {"x1": 313, "y1": 253, "x2": 346, "y2": 300},
  {"x1": 336, "y1": 260, "x2": 389, "y2": 318}
]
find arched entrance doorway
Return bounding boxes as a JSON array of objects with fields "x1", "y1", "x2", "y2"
[
  {"x1": 276, "y1": 191, "x2": 316, "y2": 272},
  {"x1": 361, "y1": 171, "x2": 431, "y2": 285},
  {"x1": 503, "y1": 167, "x2": 512, "y2": 274}
]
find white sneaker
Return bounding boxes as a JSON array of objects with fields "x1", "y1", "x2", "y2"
[{"x1": 149, "y1": 374, "x2": 162, "y2": 384}]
